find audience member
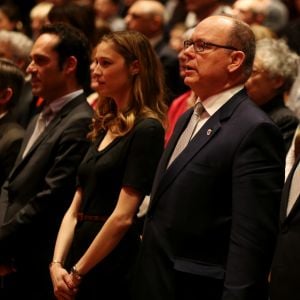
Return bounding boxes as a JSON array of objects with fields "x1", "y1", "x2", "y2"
[
  {"x1": 29, "y1": 1, "x2": 53, "y2": 40},
  {"x1": 168, "y1": 22, "x2": 187, "y2": 53},
  {"x1": 184, "y1": 0, "x2": 233, "y2": 29},
  {"x1": 246, "y1": 38, "x2": 299, "y2": 152},
  {"x1": 233, "y1": 0, "x2": 289, "y2": 33},
  {"x1": 132, "y1": 15, "x2": 285, "y2": 300},
  {"x1": 0, "y1": 30, "x2": 35, "y2": 128},
  {"x1": 125, "y1": 0, "x2": 186, "y2": 105},
  {"x1": 0, "y1": 3, "x2": 24, "y2": 33},
  {"x1": 49, "y1": 30, "x2": 166, "y2": 300},
  {"x1": 263, "y1": 0, "x2": 289, "y2": 33},
  {"x1": 164, "y1": 0, "x2": 187, "y2": 34},
  {"x1": 232, "y1": 0, "x2": 265, "y2": 25},
  {"x1": 0, "y1": 58, "x2": 24, "y2": 188},
  {"x1": 0, "y1": 23, "x2": 93, "y2": 299},
  {"x1": 270, "y1": 126, "x2": 300, "y2": 300},
  {"x1": 279, "y1": 0, "x2": 300, "y2": 54},
  {"x1": 94, "y1": 0, "x2": 125, "y2": 31},
  {"x1": 48, "y1": 2, "x2": 98, "y2": 48}
]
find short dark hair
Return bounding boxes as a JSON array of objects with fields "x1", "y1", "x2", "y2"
[
  {"x1": 0, "y1": 58, "x2": 24, "y2": 109},
  {"x1": 40, "y1": 23, "x2": 91, "y2": 92}
]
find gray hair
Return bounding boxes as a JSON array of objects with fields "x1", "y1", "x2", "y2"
[
  {"x1": 0, "y1": 30, "x2": 33, "y2": 66},
  {"x1": 256, "y1": 38, "x2": 299, "y2": 92}
]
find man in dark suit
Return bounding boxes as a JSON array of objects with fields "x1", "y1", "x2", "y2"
[
  {"x1": 132, "y1": 16, "x2": 285, "y2": 300},
  {"x1": 0, "y1": 58, "x2": 25, "y2": 188},
  {"x1": 0, "y1": 23, "x2": 93, "y2": 299},
  {"x1": 270, "y1": 129, "x2": 300, "y2": 300}
]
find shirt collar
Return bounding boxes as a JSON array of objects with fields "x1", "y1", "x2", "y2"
[
  {"x1": 44, "y1": 89, "x2": 83, "y2": 115},
  {"x1": 199, "y1": 85, "x2": 244, "y2": 117}
]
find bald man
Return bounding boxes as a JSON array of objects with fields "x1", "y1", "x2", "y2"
[{"x1": 132, "y1": 15, "x2": 284, "y2": 300}]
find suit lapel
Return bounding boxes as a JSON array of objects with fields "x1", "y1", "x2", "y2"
[
  {"x1": 149, "y1": 89, "x2": 248, "y2": 209},
  {"x1": 150, "y1": 108, "x2": 192, "y2": 199},
  {"x1": 9, "y1": 95, "x2": 86, "y2": 179},
  {"x1": 15, "y1": 115, "x2": 38, "y2": 164}
]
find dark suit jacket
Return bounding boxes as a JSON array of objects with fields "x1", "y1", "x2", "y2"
[
  {"x1": 132, "y1": 89, "x2": 285, "y2": 300},
  {"x1": 0, "y1": 94, "x2": 92, "y2": 297},
  {"x1": 270, "y1": 157, "x2": 300, "y2": 300},
  {"x1": 0, "y1": 113, "x2": 24, "y2": 187},
  {"x1": 261, "y1": 94, "x2": 299, "y2": 153}
]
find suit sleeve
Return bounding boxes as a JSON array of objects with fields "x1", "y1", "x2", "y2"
[
  {"x1": 223, "y1": 122, "x2": 285, "y2": 300},
  {"x1": 0, "y1": 119, "x2": 91, "y2": 257}
]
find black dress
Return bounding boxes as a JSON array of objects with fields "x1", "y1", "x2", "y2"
[{"x1": 66, "y1": 118, "x2": 165, "y2": 299}]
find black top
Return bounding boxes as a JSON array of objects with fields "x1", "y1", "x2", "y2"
[{"x1": 66, "y1": 117, "x2": 164, "y2": 299}]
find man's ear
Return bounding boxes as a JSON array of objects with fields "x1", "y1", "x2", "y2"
[
  {"x1": 64, "y1": 56, "x2": 78, "y2": 75},
  {"x1": 228, "y1": 50, "x2": 245, "y2": 73},
  {"x1": 0, "y1": 87, "x2": 13, "y2": 106}
]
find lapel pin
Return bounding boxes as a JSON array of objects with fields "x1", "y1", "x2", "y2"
[{"x1": 207, "y1": 129, "x2": 212, "y2": 136}]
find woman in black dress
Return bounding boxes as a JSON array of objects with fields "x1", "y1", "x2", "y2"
[{"x1": 49, "y1": 31, "x2": 167, "y2": 300}]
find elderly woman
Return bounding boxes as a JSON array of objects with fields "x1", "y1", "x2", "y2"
[{"x1": 246, "y1": 38, "x2": 299, "y2": 152}]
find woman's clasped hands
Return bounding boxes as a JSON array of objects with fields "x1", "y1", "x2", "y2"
[{"x1": 50, "y1": 262, "x2": 80, "y2": 300}]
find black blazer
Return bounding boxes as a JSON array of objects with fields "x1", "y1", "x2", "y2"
[
  {"x1": 132, "y1": 89, "x2": 285, "y2": 300},
  {"x1": 0, "y1": 94, "x2": 92, "y2": 295},
  {"x1": 270, "y1": 157, "x2": 300, "y2": 300}
]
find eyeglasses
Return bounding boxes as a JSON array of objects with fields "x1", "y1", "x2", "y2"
[{"x1": 183, "y1": 39, "x2": 238, "y2": 53}]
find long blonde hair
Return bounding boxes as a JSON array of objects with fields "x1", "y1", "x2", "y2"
[{"x1": 88, "y1": 31, "x2": 167, "y2": 140}]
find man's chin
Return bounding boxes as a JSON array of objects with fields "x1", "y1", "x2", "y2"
[{"x1": 184, "y1": 77, "x2": 193, "y2": 88}]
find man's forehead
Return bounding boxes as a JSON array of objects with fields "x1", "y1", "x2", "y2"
[
  {"x1": 36, "y1": 33, "x2": 59, "y2": 43},
  {"x1": 33, "y1": 33, "x2": 58, "y2": 50}
]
